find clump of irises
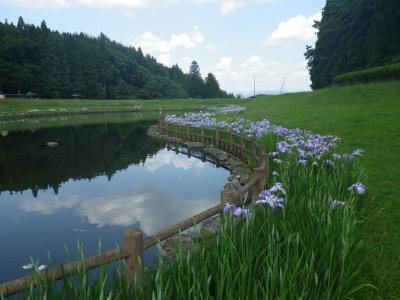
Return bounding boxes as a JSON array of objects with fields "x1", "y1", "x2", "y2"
[
  {"x1": 214, "y1": 105, "x2": 246, "y2": 114},
  {"x1": 223, "y1": 203, "x2": 252, "y2": 220},
  {"x1": 224, "y1": 182, "x2": 286, "y2": 219},
  {"x1": 166, "y1": 110, "x2": 367, "y2": 217},
  {"x1": 165, "y1": 111, "x2": 366, "y2": 169}
]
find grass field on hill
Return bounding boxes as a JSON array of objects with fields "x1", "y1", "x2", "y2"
[
  {"x1": 0, "y1": 81, "x2": 399, "y2": 299},
  {"x1": 241, "y1": 82, "x2": 400, "y2": 299}
]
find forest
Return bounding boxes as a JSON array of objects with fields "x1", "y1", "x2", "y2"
[
  {"x1": 305, "y1": 0, "x2": 400, "y2": 89},
  {"x1": 0, "y1": 17, "x2": 231, "y2": 99}
]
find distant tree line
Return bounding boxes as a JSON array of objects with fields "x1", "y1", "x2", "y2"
[
  {"x1": 305, "y1": 0, "x2": 400, "y2": 89},
  {"x1": 0, "y1": 17, "x2": 233, "y2": 99}
]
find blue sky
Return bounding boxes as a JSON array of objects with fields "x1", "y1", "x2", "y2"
[{"x1": 0, "y1": 0, "x2": 326, "y2": 94}]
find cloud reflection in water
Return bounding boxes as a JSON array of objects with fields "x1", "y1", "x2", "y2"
[
  {"x1": 144, "y1": 149, "x2": 205, "y2": 173},
  {"x1": 19, "y1": 189, "x2": 216, "y2": 235}
]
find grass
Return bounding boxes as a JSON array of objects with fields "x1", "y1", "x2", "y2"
[
  {"x1": 0, "y1": 98, "x2": 242, "y2": 116},
  {"x1": 0, "y1": 112, "x2": 162, "y2": 132},
  {"x1": 1, "y1": 81, "x2": 399, "y2": 298},
  {"x1": 240, "y1": 81, "x2": 400, "y2": 299}
]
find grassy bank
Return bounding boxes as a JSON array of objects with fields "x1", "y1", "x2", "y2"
[
  {"x1": 241, "y1": 81, "x2": 400, "y2": 299},
  {"x1": 0, "y1": 98, "x2": 240, "y2": 118}
]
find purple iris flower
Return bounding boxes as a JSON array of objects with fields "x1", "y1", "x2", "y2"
[
  {"x1": 269, "y1": 182, "x2": 287, "y2": 195},
  {"x1": 348, "y1": 182, "x2": 366, "y2": 195},
  {"x1": 351, "y1": 149, "x2": 364, "y2": 157},
  {"x1": 333, "y1": 153, "x2": 341, "y2": 160},
  {"x1": 330, "y1": 200, "x2": 345, "y2": 210},
  {"x1": 298, "y1": 159, "x2": 307, "y2": 166},
  {"x1": 223, "y1": 203, "x2": 252, "y2": 220},
  {"x1": 242, "y1": 208, "x2": 252, "y2": 220},
  {"x1": 223, "y1": 203, "x2": 235, "y2": 213},
  {"x1": 256, "y1": 189, "x2": 285, "y2": 211},
  {"x1": 164, "y1": 111, "x2": 363, "y2": 171},
  {"x1": 233, "y1": 206, "x2": 243, "y2": 217}
]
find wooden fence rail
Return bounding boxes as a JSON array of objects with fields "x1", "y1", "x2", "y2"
[
  {"x1": 158, "y1": 119, "x2": 266, "y2": 168},
  {"x1": 0, "y1": 119, "x2": 269, "y2": 298}
]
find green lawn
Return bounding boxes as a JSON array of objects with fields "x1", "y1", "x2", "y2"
[
  {"x1": 1, "y1": 82, "x2": 399, "y2": 298},
  {"x1": 0, "y1": 98, "x2": 242, "y2": 116},
  {"x1": 240, "y1": 82, "x2": 400, "y2": 299}
]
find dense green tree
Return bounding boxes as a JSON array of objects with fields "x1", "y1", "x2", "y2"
[
  {"x1": 305, "y1": 0, "x2": 400, "y2": 89},
  {"x1": 168, "y1": 64, "x2": 187, "y2": 88},
  {"x1": 0, "y1": 18, "x2": 231, "y2": 99},
  {"x1": 204, "y1": 73, "x2": 222, "y2": 98},
  {"x1": 141, "y1": 75, "x2": 188, "y2": 99},
  {"x1": 187, "y1": 61, "x2": 205, "y2": 98}
]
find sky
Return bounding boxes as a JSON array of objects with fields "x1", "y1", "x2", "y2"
[{"x1": 0, "y1": 0, "x2": 326, "y2": 95}]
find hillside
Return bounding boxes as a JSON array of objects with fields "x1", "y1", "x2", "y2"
[
  {"x1": 243, "y1": 81, "x2": 400, "y2": 299},
  {"x1": 0, "y1": 17, "x2": 229, "y2": 100},
  {"x1": 306, "y1": 0, "x2": 400, "y2": 89}
]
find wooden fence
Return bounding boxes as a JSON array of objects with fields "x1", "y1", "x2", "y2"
[
  {"x1": 158, "y1": 119, "x2": 266, "y2": 168},
  {"x1": 0, "y1": 120, "x2": 269, "y2": 298}
]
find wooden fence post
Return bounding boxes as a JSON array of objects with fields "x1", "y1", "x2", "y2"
[
  {"x1": 253, "y1": 152, "x2": 269, "y2": 196},
  {"x1": 221, "y1": 188, "x2": 240, "y2": 206},
  {"x1": 240, "y1": 134, "x2": 245, "y2": 159},
  {"x1": 252, "y1": 141, "x2": 257, "y2": 165},
  {"x1": 187, "y1": 126, "x2": 191, "y2": 140},
  {"x1": 229, "y1": 133, "x2": 233, "y2": 152},
  {"x1": 253, "y1": 167, "x2": 266, "y2": 198},
  {"x1": 201, "y1": 128, "x2": 205, "y2": 143},
  {"x1": 174, "y1": 125, "x2": 178, "y2": 138},
  {"x1": 215, "y1": 129, "x2": 220, "y2": 148},
  {"x1": 123, "y1": 229, "x2": 143, "y2": 283}
]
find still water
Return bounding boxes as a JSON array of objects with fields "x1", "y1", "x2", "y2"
[{"x1": 0, "y1": 117, "x2": 228, "y2": 283}]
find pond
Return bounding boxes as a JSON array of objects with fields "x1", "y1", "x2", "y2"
[{"x1": 0, "y1": 114, "x2": 229, "y2": 283}]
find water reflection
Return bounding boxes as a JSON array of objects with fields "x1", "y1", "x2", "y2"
[
  {"x1": 0, "y1": 120, "x2": 161, "y2": 196},
  {"x1": 0, "y1": 120, "x2": 228, "y2": 283},
  {"x1": 145, "y1": 150, "x2": 205, "y2": 173},
  {"x1": 17, "y1": 186, "x2": 217, "y2": 235}
]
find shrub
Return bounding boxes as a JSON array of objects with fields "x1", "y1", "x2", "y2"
[{"x1": 333, "y1": 63, "x2": 400, "y2": 86}]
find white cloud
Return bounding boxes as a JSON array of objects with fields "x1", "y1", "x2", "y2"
[
  {"x1": 220, "y1": 1, "x2": 243, "y2": 14},
  {"x1": 241, "y1": 55, "x2": 265, "y2": 69},
  {"x1": 208, "y1": 55, "x2": 311, "y2": 93},
  {"x1": 132, "y1": 26, "x2": 205, "y2": 54},
  {"x1": 5, "y1": 0, "x2": 178, "y2": 9},
  {"x1": 191, "y1": 25, "x2": 205, "y2": 44},
  {"x1": 7, "y1": 0, "x2": 273, "y2": 14},
  {"x1": 157, "y1": 54, "x2": 172, "y2": 66},
  {"x1": 216, "y1": 56, "x2": 232, "y2": 70},
  {"x1": 194, "y1": 0, "x2": 273, "y2": 15},
  {"x1": 134, "y1": 31, "x2": 171, "y2": 53},
  {"x1": 265, "y1": 12, "x2": 322, "y2": 46},
  {"x1": 170, "y1": 33, "x2": 197, "y2": 49}
]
